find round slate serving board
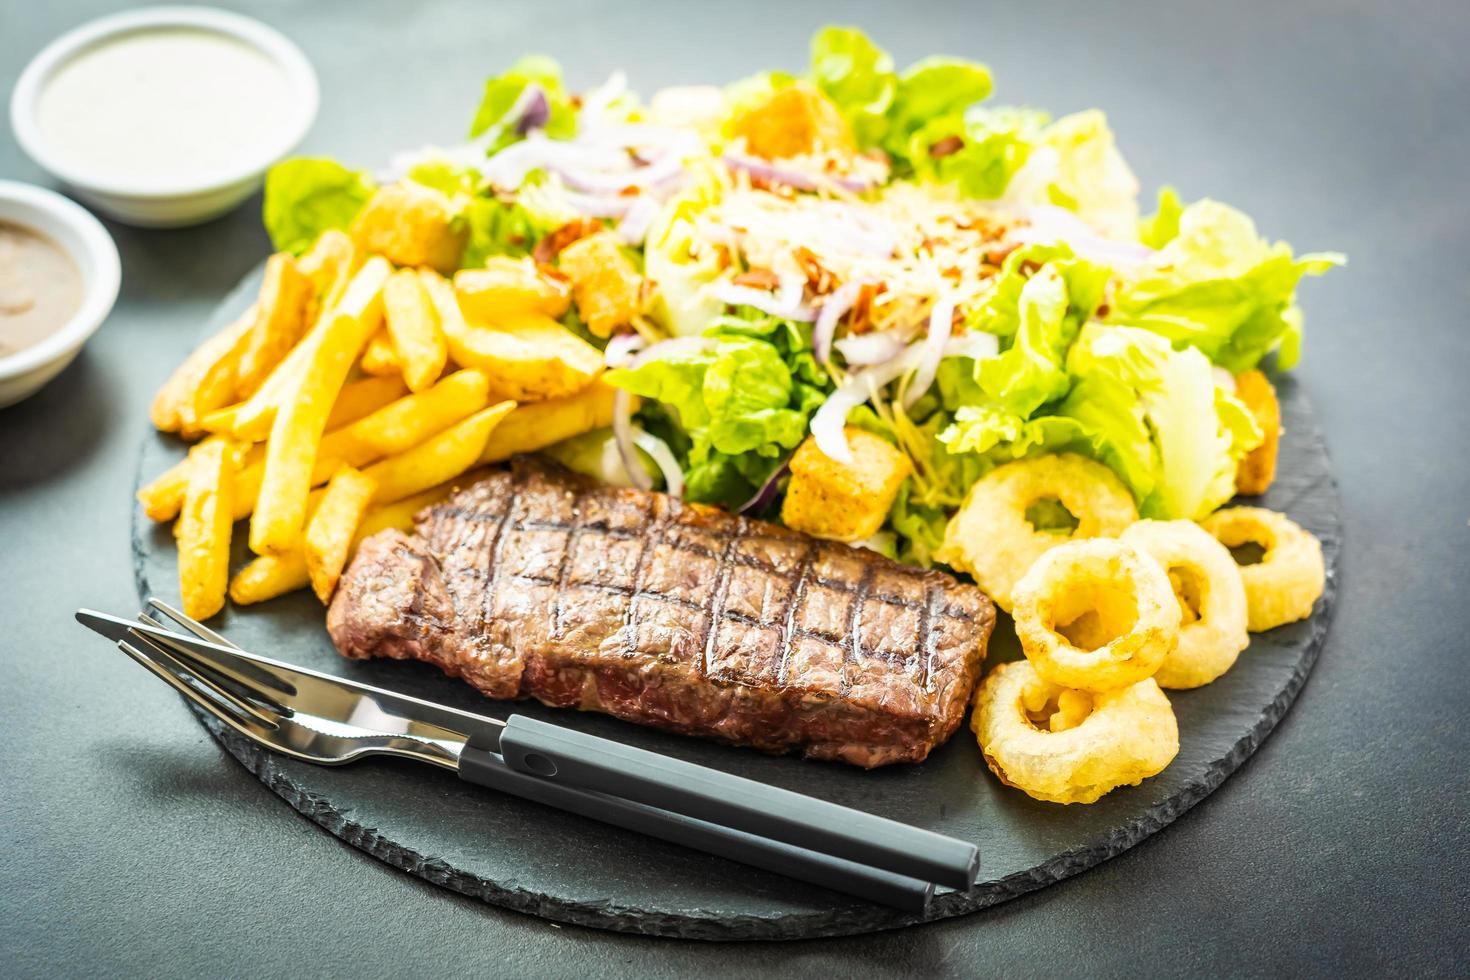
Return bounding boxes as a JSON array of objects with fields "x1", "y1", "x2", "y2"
[{"x1": 132, "y1": 269, "x2": 1340, "y2": 940}]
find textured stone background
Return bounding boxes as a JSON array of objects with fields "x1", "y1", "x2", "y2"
[{"x1": 2, "y1": 0, "x2": 1467, "y2": 975}]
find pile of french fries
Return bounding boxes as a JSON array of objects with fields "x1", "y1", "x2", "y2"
[{"x1": 141, "y1": 198, "x2": 624, "y2": 621}]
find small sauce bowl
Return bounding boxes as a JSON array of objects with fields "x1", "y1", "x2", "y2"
[
  {"x1": 0, "y1": 181, "x2": 120, "y2": 408},
  {"x1": 10, "y1": 7, "x2": 318, "y2": 228}
]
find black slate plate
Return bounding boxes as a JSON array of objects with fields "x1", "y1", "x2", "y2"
[{"x1": 132, "y1": 269, "x2": 1340, "y2": 940}]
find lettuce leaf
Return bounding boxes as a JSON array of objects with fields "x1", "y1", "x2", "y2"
[
  {"x1": 606, "y1": 331, "x2": 825, "y2": 509},
  {"x1": 1138, "y1": 185, "x2": 1184, "y2": 249},
  {"x1": 908, "y1": 106, "x2": 1048, "y2": 199},
  {"x1": 1040, "y1": 110, "x2": 1141, "y2": 240},
  {"x1": 809, "y1": 26, "x2": 896, "y2": 148},
  {"x1": 1108, "y1": 197, "x2": 1344, "y2": 371},
  {"x1": 884, "y1": 56, "x2": 993, "y2": 160},
  {"x1": 976, "y1": 254, "x2": 1110, "y2": 415},
  {"x1": 1064, "y1": 323, "x2": 1262, "y2": 518},
  {"x1": 468, "y1": 55, "x2": 577, "y2": 152},
  {"x1": 936, "y1": 322, "x2": 1263, "y2": 521},
  {"x1": 644, "y1": 163, "x2": 729, "y2": 336},
  {"x1": 262, "y1": 158, "x2": 376, "y2": 255}
]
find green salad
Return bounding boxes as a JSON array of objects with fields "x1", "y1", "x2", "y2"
[{"x1": 261, "y1": 25, "x2": 1341, "y2": 566}]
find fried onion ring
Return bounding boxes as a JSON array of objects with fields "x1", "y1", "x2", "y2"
[
  {"x1": 972, "y1": 660, "x2": 1179, "y2": 804},
  {"x1": 1120, "y1": 519, "x2": 1249, "y2": 689},
  {"x1": 1200, "y1": 506, "x2": 1325, "y2": 631},
  {"x1": 937, "y1": 454, "x2": 1137, "y2": 612},
  {"x1": 1012, "y1": 538, "x2": 1178, "y2": 692}
]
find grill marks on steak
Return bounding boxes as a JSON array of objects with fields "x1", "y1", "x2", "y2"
[{"x1": 327, "y1": 458, "x2": 994, "y2": 767}]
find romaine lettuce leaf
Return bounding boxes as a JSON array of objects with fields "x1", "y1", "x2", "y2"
[
  {"x1": 262, "y1": 158, "x2": 376, "y2": 256},
  {"x1": 975, "y1": 254, "x2": 1110, "y2": 415},
  {"x1": 1040, "y1": 110, "x2": 1141, "y2": 240},
  {"x1": 908, "y1": 106, "x2": 1048, "y2": 199},
  {"x1": 605, "y1": 334, "x2": 821, "y2": 508},
  {"x1": 884, "y1": 56, "x2": 993, "y2": 160},
  {"x1": 1064, "y1": 322, "x2": 1261, "y2": 518},
  {"x1": 1108, "y1": 197, "x2": 1344, "y2": 371},
  {"x1": 644, "y1": 163, "x2": 729, "y2": 336},
  {"x1": 1138, "y1": 185, "x2": 1184, "y2": 249},
  {"x1": 468, "y1": 55, "x2": 577, "y2": 152},
  {"x1": 809, "y1": 26, "x2": 896, "y2": 148}
]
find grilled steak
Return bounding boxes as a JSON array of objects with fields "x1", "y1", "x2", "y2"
[{"x1": 328, "y1": 458, "x2": 995, "y2": 767}]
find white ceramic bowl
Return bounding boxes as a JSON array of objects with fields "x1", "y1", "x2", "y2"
[
  {"x1": 10, "y1": 7, "x2": 318, "y2": 228},
  {"x1": 0, "y1": 182, "x2": 121, "y2": 408}
]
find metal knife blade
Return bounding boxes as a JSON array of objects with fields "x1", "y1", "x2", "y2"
[{"x1": 75, "y1": 609, "x2": 506, "y2": 748}]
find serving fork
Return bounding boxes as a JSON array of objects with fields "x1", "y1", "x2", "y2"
[{"x1": 76, "y1": 600, "x2": 980, "y2": 912}]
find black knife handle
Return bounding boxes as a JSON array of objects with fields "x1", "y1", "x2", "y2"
[
  {"x1": 457, "y1": 745, "x2": 933, "y2": 912},
  {"x1": 496, "y1": 715, "x2": 978, "y2": 892}
]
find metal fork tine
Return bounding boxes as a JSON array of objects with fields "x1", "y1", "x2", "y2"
[
  {"x1": 146, "y1": 598, "x2": 236, "y2": 648},
  {"x1": 133, "y1": 614, "x2": 295, "y2": 703},
  {"x1": 124, "y1": 631, "x2": 284, "y2": 729},
  {"x1": 116, "y1": 638, "x2": 279, "y2": 735}
]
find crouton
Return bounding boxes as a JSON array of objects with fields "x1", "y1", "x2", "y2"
[
  {"x1": 781, "y1": 428, "x2": 913, "y2": 542},
  {"x1": 1234, "y1": 369, "x2": 1281, "y2": 496},
  {"x1": 350, "y1": 182, "x2": 466, "y2": 273},
  {"x1": 730, "y1": 81, "x2": 855, "y2": 160},
  {"x1": 557, "y1": 232, "x2": 645, "y2": 338}
]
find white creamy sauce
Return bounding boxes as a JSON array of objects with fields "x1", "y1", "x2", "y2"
[{"x1": 36, "y1": 28, "x2": 294, "y2": 185}]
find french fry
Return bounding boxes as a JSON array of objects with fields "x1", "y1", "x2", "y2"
[
  {"x1": 383, "y1": 268, "x2": 448, "y2": 391},
  {"x1": 305, "y1": 467, "x2": 378, "y2": 602},
  {"x1": 317, "y1": 369, "x2": 489, "y2": 469},
  {"x1": 229, "y1": 551, "x2": 310, "y2": 607},
  {"x1": 363, "y1": 401, "x2": 514, "y2": 505},
  {"x1": 175, "y1": 439, "x2": 236, "y2": 620},
  {"x1": 479, "y1": 379, "x2": 621, "y2": 463},
  {"x1": 235, "y1": 253, "x2": 315, "y2": 399},
  {"x1": 447, "y1": 312, "x2": 605, "y2": 402},
  {"x1": 453, "y1": 258, "x2": 570, "y2": 321},
  {"x1": 222, "y1": 255, "x2": 388, "y2": 442},
  {"x1": 250, "y1": 257, "x2": 391, "y2": 556},
  {"x1": 228, "y1": 369, "x2": 490, "y2": 520},
  {"x1": 150, "y1": 304, "x2": 256, "y2": 436},
  {"x1": 230, "y1": 482, "x2": 456, "y2": 605},
  {"x1": 141, "y1": 377, "x2": 406, "y2": 524},
  {"x1": 426, "y1": 267, "x2": 601, "y2": 402},
  {"x1": 324, "y1": 374, "x2": 409, "y2": 431},
  {"x1": 360, "y1": 328, "x2": 401, "y2": 376},
  {"x1": 297, "y1": 229, "x2": 357, "y2": 296}
]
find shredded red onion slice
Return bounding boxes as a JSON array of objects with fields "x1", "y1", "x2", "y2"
[
  {"x1": 611, "y1": 388, "x2": 653, "y2": 491},
  {"x1": 737, "y1": 459, "x2": 790, "y2": 515},
  {"x1": 721, "y1": 151, "x2": 881, "y2": 195},
  {"x1": 1015, "y1": 205, "x2": 1155, "y2": 267},
  {"x1": 903, "y1": 295, "x2": 957, "y2": 409},
  {"x1": 578, "y1": 71, "x2": 628, "y2": 128},
  {"x1": 512, "y1": 84, "x2": 550, "y2": 136},
  {"x1": 632, "y1": 429, "x2": 684, "y2": 498},
  {"x1": 812, "y1": 280, "x2": 864, "y2": 365},
  {"x1": 552, "y1": 185, "x2": 635, "y2": 218},
  {"x1": 627, "y1": 335, "x2": 715, "y2": 368},
  {"x1": 833, "y1": 327, "x2": 907, "y2": 367},
  {"x1": 943, "y1": 331, "x2": 1000, "y2": 361},
  {"x1": 710, "y1": 281, "x2": 816, "y2": 322},
  {"x1": 617, "y1": 194, "x2": 662, "y2": 245},
  {"x1": 810, "y1": 355, "x2": 916, "y2": 464},
  {"x1": 604, "y1": 332, "x2": 646, "y2": 368}
]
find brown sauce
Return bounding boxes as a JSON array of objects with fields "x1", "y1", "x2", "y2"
[{"x1": 0, "y1": 221, "x2": 83, "y2": 358}]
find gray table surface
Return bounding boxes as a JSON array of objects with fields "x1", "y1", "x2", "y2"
[{"x1": 2, "y1": 1, "x2": 1466, "y2": 976}]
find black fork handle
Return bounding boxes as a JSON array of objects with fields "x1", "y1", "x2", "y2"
[
  {"x1": 457, "y1": 745, "x2": 933, "y2": 912},
  {"x1": 495, "y1": 715, "x2": 979, "y2": 892}
]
